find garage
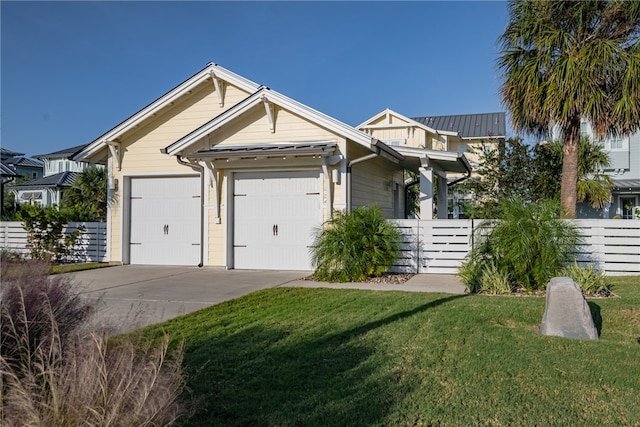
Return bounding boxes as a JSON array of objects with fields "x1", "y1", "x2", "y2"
[
  {"x1": 233, "y1": 170, "x2": 321, "y2": 270},
  {"x1": 129, "y1": 176, "x2": 200, "y2": 265}
]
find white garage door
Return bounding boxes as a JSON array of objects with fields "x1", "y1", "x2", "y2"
[
  {"x1": 129, "y1": 176, "x2": 200, "y2": 265},
  {"x1": 234, "y1": 171, "x2": 321, "y2": 270}
]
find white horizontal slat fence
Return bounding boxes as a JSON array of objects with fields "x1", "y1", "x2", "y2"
[
  {"x1": 392, "y1": 219, "x2": 640, "y2": 276},
  {"x1": 0, "y1": 221, "x2": 108, "y2": 263}
]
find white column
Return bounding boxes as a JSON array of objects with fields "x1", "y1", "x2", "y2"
[
  {"x1": 419, "y1": 167, "x2": 433, "y2": 220},
  {"x1": 436, "y1": 172, "x2": 448, "y2": 219}
]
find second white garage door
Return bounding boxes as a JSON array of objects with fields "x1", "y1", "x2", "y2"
[
  {"x1": 129, "y1": 176, "x2": 200, "y2": 265},
  {"x1": 233, "y1": 171, "x2": 321, "y2": 270}
]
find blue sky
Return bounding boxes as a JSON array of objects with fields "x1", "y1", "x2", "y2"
[{"x1": 1, "y1": 1, "x2": 509, "y2": 158}]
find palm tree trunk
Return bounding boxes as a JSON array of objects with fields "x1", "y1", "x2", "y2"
[{"x1": 560, "y1": 118, "x2": 580, "y2": 218}]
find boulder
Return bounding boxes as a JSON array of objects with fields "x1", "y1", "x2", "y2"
[{"x1": 540, "y1": 277, "x2": 598, "y2": 340}]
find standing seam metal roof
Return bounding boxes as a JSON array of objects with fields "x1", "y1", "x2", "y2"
[
  {"x1": 411, "y1": 112, "x2": 506, "y2": 139},
  {"x1": 5, "y1": 171, "x2": 79, "y2": 190}
]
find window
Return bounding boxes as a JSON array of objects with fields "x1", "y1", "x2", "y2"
[
  {"x1": 580, "y1": 121, "x2": 589, "y2": 136},
  {"x1": 32, "y1": 172, "x2": 37, "y2": 179},
  {"x1": 608, "y1": 136, "x2": 624, "y2": 150},
  {"x1": 385, "y1": 139, "x2": 404, "y2": 146}
]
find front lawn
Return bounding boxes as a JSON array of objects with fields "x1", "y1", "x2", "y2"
[{"x1": 145, "y1": 276, "x2": 640, "y2": 426}]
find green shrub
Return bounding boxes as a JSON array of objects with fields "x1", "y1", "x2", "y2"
[
  {"x1": 0, "y1": 260, "x2": 187, "y2": 426},
  {"x1": 458, "y1": 199, "x2": 581, "y2": 292},
  {"x1": 479, "y1": 263, "x2": 513, "y2": 295},
  {"x1": 311, "y1": 206, "x2": 400, "y2": 282},
  {"x1": 559, "y1": 262, "x2": 611, "y2": 296}
]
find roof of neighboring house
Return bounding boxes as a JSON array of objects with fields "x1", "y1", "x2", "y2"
[
  {"x1": 1, "y1": 161, "x2": 21, "y2": 178},
  {"x1": 34, "y1": 144, "x2": 87, "y2": 160},
  {"x1": 1, "y1": 148, "x2": 25, "y2": 158},
  {"x1": 3, "y1": 157, "x2": 44, "y2": 168},
  {"x1": 613, "y1": 178, "x2": 640, "y2": 190},
  {"x1": 5, "y1": 171, "x2": 79, "y2": 191},
  {"x1": 412, "y1": 112, "x2": 506, "y2": 139}
]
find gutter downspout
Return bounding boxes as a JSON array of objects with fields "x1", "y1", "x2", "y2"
[
  {"x1": 177, "y1": 155, "x2": 205, "y2": 268},
  {"x1": 346, "y1": 147, "x2": 380, "y2": 212}
]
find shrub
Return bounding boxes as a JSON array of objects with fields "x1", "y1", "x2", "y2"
[
  {"x1": 0, "y1": 260, "x2": 187, "y2": 426},
  {"x1": 559, "y1": 262, "x2": 611, "y2": 296},
  {"x1": 311, "y1": 206, "x2": 400, "y2": 282},
  {"x1": 18, "y1": 204, "x2": 85, "y2": 263},
  {"x1": 458, "y1": 199, "x2": 581, "y2": 292}
]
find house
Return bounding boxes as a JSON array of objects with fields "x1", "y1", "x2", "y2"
[
  {"x1": 0, "y1": 148, "x2": 43, "y2": 181},
  {"x1": 73, "y1": 62, "x2": 409, "y2": 269},
  {"x1": 5, "y1": 144, "x2": 93, "y2": 207},
  {"x1": 554, "y1": 120, "x2": 640, "y2": 219},
  {"x1": 358, "y1": 109, "x2": 506, "y2": 218}
]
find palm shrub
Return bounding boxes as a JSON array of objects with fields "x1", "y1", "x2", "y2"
[
  {"x1": 311, "y1": 206, "x2": 400, "y2": 282},
  {"x1": 458, "y1": 199, "x2": 581, "y2": 292}
]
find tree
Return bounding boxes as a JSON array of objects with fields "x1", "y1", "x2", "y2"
[
  {"x1": 62, "y1": 166, "x2": 108, "y2": 221},
  {"x1": 535, "y1": 137, "x2": 614, "y2": 209},
  {"x1": 498, "y1": 0, "x2": 640, "y2": 218}
]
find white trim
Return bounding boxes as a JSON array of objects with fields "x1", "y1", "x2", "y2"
[
  {"x1": 74, "y1": 63, "x2": 260, "y2": 162},
  {"x1": 164, "y1": 87, "x2": 396, "y2": 158},
  {"x1": 358, "y1": 108, "x2": 459, "y2": 137}
]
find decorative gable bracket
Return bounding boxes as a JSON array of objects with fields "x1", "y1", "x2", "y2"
[
  {"x1": 209, "y1": 71, "x2": 226, "y2": 108},
  {"x1": 105, "y1": 141, "x2": 122, "y2": 171},
  {"x1": 262, "y1": 95, "x2": 276, "y2": 133}
]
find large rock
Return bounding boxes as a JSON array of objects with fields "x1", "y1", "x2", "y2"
[{"x1": 540, "y1": 277, "x2": 599, "y2": 340}]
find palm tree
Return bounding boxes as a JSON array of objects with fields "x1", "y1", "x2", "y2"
[
  {"x1": 545, "y1": 137, "x2": 614, "y2": 209},
  {"x1": 498, "y1": 0, "x2": 640, "y2": 218},
  {"x1": 63, "y1": 166, "x2": 108, "y2": 221}
]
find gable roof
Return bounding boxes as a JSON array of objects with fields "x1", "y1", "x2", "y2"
[
  {"x1": 412, "y1": 112, "x2": 506, "y2": 139},
  {"x1": 1, "y1": 148, "x2": 25, "y2": 158},
  {"x1": 3, "y1": 157, "x2": 44, "y2": 168},
  {"x1": 358, "y1": 108, "x2": 458, "y2": 137},
  {"x1": 5, "y1": 171, "x2": 79, "y2": 191},
  {"x1": 34, "y1": 144, "x2": 87, "y2": 160},
  {"x1": 163, "y1": 86, "x2": 403, "y2": 161},
  {"x1": 1, "y1": 161, "x2": 20, "y2": 178},
  {"x1": 74, "y1": 62, "x2": 261, "y2": 162}
]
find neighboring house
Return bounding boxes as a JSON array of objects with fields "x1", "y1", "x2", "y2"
[
  {"x1": 358, "y1": 109, "x2": 506, "y2": 218},
  {"x1": 553, "y1": 120, "x2": 640, "y2": 219},
  {"x1": 6, "y1": 171, "x2": 79, "y2": 206},
  {"x1": 1, "y1": 161, "x2": 21, "y2": 217},
  {"x1": 0, "y1": 148, "x2": 43, "y2": 181},
  {"x1": 73, "y1": 62, "x2": 412, "y2": 270},
  {"x1": 5, "y1": 144, "x2": 91, "y2": 207}
]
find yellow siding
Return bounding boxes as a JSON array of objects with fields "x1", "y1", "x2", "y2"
[
  {"x1": 211, "y1": 106, "x2": 338, "y2": 146},
  {"x1": 109, "y1": 208, "x2": 121, "y2": 262},
  {"x1": 349, "y1": 143, "x2": 404, "y2": 218},
  {"x1": 118, "y1": 83, "x2": 251, "y2": 173}
]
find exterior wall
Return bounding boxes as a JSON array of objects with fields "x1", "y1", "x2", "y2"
[
  {"x1": 349, "y1": 143, "x2": 405, "y2": 218},
  {"x1": 105, "y1": 81, "x2": 252, "y2": 264},
  {"x1": 43, "y1": 159, "x2": 92, "y2": 176},
  {"x1": 210, "y1": 106, "x2": 338, "y2": 146}
]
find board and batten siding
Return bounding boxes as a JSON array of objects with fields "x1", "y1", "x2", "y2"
[
  {"x1": 209, "y1": 106, "x2": 339, "y2": 147},
  {"x1": 349, "y1": 144, "x2": 404, "y2": 218}
]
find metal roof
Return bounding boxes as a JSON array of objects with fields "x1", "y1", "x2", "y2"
[
  {"x1": 34, "y1": 144, "x2": 87, "y2": 159},
  {"x1": 1, "y1": 148, "x2": 25, "y2": 158},
  {"x1": 5, "y1": 171, "x2": 79, "y2": 190},
  {"x1": 1, "y1": 161, "x2": 20, "y2": 177},
  {"x1": 187, "y1": 141, "x2": 338, "y2": 160},
  {"x1": 411, "y1": 112, "x2": 506, "y2": 139},
  {"x1": 3, "y1": 157, "x2": 44, "y2": 168},
  {"x1": 613, "y1": 179, "x2": 640, "y2": 189}
]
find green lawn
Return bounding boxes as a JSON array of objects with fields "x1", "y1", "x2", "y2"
[{"x1": 145, "y1": 276, "x2": 640, "y2": 426}]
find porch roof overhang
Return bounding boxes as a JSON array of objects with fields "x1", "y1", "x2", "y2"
[
  {"x1": 184, "y1": 141, "x2": 337, "y2": 161},
  {"x1": 393, "y1": 145, "x2": 472, "y2": 175},
  {"x1": 612, "y1": 179, "x2": 640, "y2": 190}
]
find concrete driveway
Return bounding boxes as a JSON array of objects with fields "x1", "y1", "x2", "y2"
[
  {"x1": 67, "y1": 265, "x2": 466, "y2": 332},
  {"x1": 69, "y1": 266, "x2": 309, "y2": 331}
]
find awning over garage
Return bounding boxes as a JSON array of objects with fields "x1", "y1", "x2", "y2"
[{"x1": 185, "y1": 141, "x2": 337, "y2": 161}]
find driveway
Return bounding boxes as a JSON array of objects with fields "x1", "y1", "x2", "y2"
[
  {"x1": 69, "y1": 266, "x2": 308, "y2": 332},
  {"x1": 67, "y1": 265, "x2": 466, "y2": 332}
]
